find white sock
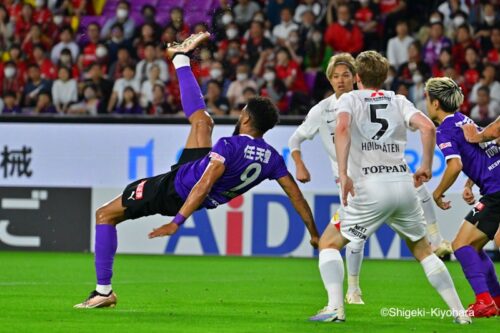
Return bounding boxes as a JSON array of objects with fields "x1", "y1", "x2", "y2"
[
  {"x1": 346, "y1": 241, "x2": 364, "y2": 293},
  {"x1": 417, "y1": 185, "x2": 443, "y2": 247},
  {"x1": 96, "y1": 284, "x2": 112, "y2": 295},
  {"x1": 172, "y1": 54, "x2": 190, "y2": 69},
  {"x1": 319, "y1": 249, "x2": 344, "y2": 309},
  {"x1": 421, "y1": 254, "x2": 464, "y2": 312}
]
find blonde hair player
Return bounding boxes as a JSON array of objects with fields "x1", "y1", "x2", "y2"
[
  {"x1": 310, "y1": 51, "x2": 469, "y2": 324},
  {"x1": 288, "y1": 53, "x2": 366, "y2": 305},
  {"x1": 425, "y1": 77, "x2": 500, "y2": 317}
]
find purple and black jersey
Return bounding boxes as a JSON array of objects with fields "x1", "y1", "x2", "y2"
[
  {"x1": 436, "y1": 113, "x2": 500, "y2": 195},
  {"x1": 174, "y1": 134, "x2": 289, "y2": 208}
]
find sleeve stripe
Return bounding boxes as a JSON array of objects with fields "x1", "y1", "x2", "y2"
[{"x1": 444, "y1": 154, "x2": 461, "y2": 161}]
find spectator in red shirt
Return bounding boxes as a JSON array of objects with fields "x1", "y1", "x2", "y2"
[
  {"x1": 14, "y1": 3, "x2": 34, "y2": 44},
  {"x1": 0, "y1": 5, "x2": 14, "y2": 51},
  {"x1": 275, "y1": 47, "x2": 309, "y2": 114},
  {"x1": 33, "y1": 44, "x2": 58, "y2": 80},
  {"x1": 33, "y1": 0, "x2": 52, "y2": 33},
  {"x1": 6, "y1": 0, "x2": 22, "y2": 24},
  {"x1": 57, "y1": 48, "x2": 80, "y2": 80},
  {"x1": 108, "y1": 47, "x2": 135, "y2": 81},
  {"x1": 1, "y1": 61, "x2": 24, "y2": 104},
  {"x1": 245, "y1": 20, "x2": 274, "y2": 68},
  {"x1": 21, "y1": 24, "x2": 51, "y2": 61},
  {"x1": 6, "y1": 44, "x2": 28, "y2": 82},
  {"x1": 324, "y1": 4, "x2": 364, "y2": 55},
  {"x1": 259, "y1": 65, "x2": 288, "y2": 113},
  {"x1": 80, "y1": 23, "x2": 101, "y2": 68},
  {"x1": 354, "y1": 0, "x2": 380, "y2": 51},
  {"x1": 134, "y1": 23, "x2": 156, "y2": 60},
  {"x1": 432, "y1": 48, "x2": 455, "y2": 78},
  {"x1": 486, "y1": 26, "x2": 500, "y2": 66},
  {"x1": 452, "y1": 24, "x2": 478, "y2": 69},
  {"x1": 166, "y1": 7, "x2": 190, "y2": 41},
  {"x1": 378, "y1": 0, "x2": 407, "y2": 46},
  {"x1": 462, "y1": 46, "x2": 483, "y2": 94}
]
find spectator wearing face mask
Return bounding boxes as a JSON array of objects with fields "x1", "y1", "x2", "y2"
[
  {"x1": 324, "y1": 4, "x2": 364, "y2": 55},
  {"x1": 68, "y1": 84, "x2": 100, "y2": 115},
  {"x1": 437, "y1": 0, "x2": 469, "y2": 28},
  {"x1": 4, "y1": 44, "x2": 28, "y2": 82},
  {"x1": 475, "y1": 3, "x2": 498, "y2": 52},
  {"x1": 222, "y1": 40, "x2": 246, "y2": 80},
  {"x1": 202, "y1": 61, "x2": 230, "y2": 97},
  {"x1": 1, "y1": 61, "x2": 24, "y2": 104},
  {"x1": 212, "y1": 1, "x2": 233, "y2": 41},
  {"x1": 226, "y1": 63, "x2": 257, "y2": 110},
  {"x1": 218, "y1": 22, "x2": 244, "y2": 57},
  {"x1": 293, "y1": 0, "x2": 324, "y2": 25},
  {"x1": 106, "y1": 23, "x2": 135, "y2": 64},
  {"x1": 408, "y1": 70, "x2": 426, "y2": 113},
  {"x1": 101, "y1": 1, "x2": 135, "y2": 40},
  {"x1": 50, "y1": 26, "x2": 80, "y2": 64},
  {"x1": 57, "y1": 48, "x2": 80, "y2": 79},
  {"x1": 259, "y1": 66, "x2": 287, "y2": 113}
]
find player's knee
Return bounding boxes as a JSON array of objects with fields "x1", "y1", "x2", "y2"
[
  {"x1": 195, "y1": 115, "x2": 214, "y2": 133},
  {"x1": 95, "y1": 206, "x2": 115, "y2": 225},
  {"x1": 451, "y1": 239, "x2": 466, "y2": 252}
]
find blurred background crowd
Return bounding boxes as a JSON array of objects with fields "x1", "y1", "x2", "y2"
[{"x1": 0, "y1": 0, "x2": 499, "y2": 126}]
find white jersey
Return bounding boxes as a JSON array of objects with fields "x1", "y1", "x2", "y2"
[
  {"x1": 294, "y1": 94, "x2": 339, "y2": 176},
  {"x1": 334, "y1": 89, "x2": 421, "y2": 183}
]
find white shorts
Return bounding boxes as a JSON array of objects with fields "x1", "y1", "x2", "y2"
[{"x1": 339, "y1": 179, "x2": 427, "y2": 243}]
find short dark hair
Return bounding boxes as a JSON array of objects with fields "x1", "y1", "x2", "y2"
[{"x1": 245, "y1": 97, "x2": 279, "y2": 134}]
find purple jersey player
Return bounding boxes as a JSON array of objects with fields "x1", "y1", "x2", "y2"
[
  {"x1": 74, "y1": 32, "x2": 319, "y2": 309},
  {"x1": 425, "y1": 77, "x2": 500, "y2": 318}
]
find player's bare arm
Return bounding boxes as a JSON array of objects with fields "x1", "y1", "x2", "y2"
[
  {"x1": 409, "y1": 112, "x2": 436, "y2": 186},
  {"x1": 148, "y1": 160, "x2": 226, "y2": 238},
  {"x1": 334, "y1": 112, "x2": 354, "y2": 207},
  {"x1": 432, "y1": 158, "x2": 462, "y2": 210},
  {"x1": 462, "y1": 178, "x2": 476, "y2": 205},
  {"x1": 277, "y1": 174, "x2": 319, "y2": 248},
  {"x1": 462, "y1": 116, "x2": 500, "y2": 143},
  {"x1": 290, "y1": 150, "x2": 311, "y2": 183}
]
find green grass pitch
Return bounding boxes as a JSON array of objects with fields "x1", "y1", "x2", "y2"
[{"x1": 0, "y1": 252, "x2": 498, "y2": 333}]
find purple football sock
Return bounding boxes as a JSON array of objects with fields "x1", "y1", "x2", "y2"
[
  {"x1": 95, "y1": 224, "x2": 117, "y2": 286},
  {"x1": 454, "y1": 245, "x2": 489, "y2": 295},
  {"x1": 479, "y1": 250, "x2": 500, "y2": 297},
  {"x1": 176, "y1": 66, "x2": 206, "y2": 119}
]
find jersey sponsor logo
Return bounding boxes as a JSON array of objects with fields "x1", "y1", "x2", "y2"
[
  {"x1": 488, "y1": 159, "x2": 500, "y2": 171},
  {"x1": 209, "y1": 152, "x2": 226, "y2": 164},
  {"x1": 361, "y1": 164, "x2": 408, "y2": 175},
  {"x1": 439, "y1": 142, "x2": 452, "y2": 149},
  {"x1": 136, "y1": 180, "x2": 147, "y2": 200},
  {"x1": 474, "y1": 202, "x2": 485, "y2": 211},
  {"x1": 348, "y1": 224, "x2": 368, "y2": 240},
  {"x1": 361, "y1": 142, "x2": 400, "y2": 153},
  {"x1": 370, "y1": 91, "x2": 384, "y2": 97}
]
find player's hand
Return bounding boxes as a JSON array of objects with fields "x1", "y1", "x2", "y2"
[
  {"x1": 462, "y1": 123, "x2": 482, "y2": 143},
  {"x1": 462, "y1": 187, "x2": 476, "y2": 205},
  {"x1": 433, "y1": 192, "x2": 451, "y2": 210},
  {"x1": 413, "y1": 167, "x2": 432, "y2": 185},
  {"x1": 148, "y1": 222, "x2": 179, "y2": 238},
  {"x1": 296, "y1": 165, "x2": 311, "y2": 183},
  {"x1": 310, "y1": 236, "x2": 319, "y2": 249},
  {"x1": 339, "y1": 174, "x2": 355, "y2": 207}
]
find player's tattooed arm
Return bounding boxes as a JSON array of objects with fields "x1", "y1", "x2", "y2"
[
  {"x1": 148, "y1": 161, "x2": 226, "y2": 238},
  {"x1": 432, "y1": 158, "x2": 462, "y2": 210},
  {"x1": 277, "y1": 174, "x2": 319, "y2": 248},
  {"x1": 462, "y1": 117, "x2": 500, "y2": 143},
  {"x1": 462, "y1": 178, "x2": 476, "y2": 205}
]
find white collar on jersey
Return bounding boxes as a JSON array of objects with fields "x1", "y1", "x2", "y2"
[
  {"x1": 443, "y1": 114, "x2": 455, "y2": 122},
  {"x1": 239, "y1": 134, "x2": 255, "y2": 139}
]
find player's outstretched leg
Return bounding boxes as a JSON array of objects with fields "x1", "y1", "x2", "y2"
[
  {"x1": 452, "y1": 221, "x2": 499, "y2": 318},
  {"x1": 416, "y1": 184, "x2": 452, "y2": 257},
  {"x1": 167, "y1": 32, "x2": 214, "y2": 150},
  {"x1": 309, "y1": 223, "x2": 349, "y2": 322},
  {"x1": 74, "y1": 196, "x2": 126, "y2": 309},
  {"x1": 407, "y1": 236, "x2": 471, "y2": 324}
]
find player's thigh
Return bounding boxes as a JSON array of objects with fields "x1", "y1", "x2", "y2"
[
  {"x1": 319, "y1": 220, "x2": 350, "y2": 250},
  {"x1": 339, "y1": 182, "x2": 392, "y2": 243},
  {"x1": 96, "y1": 195, "x2": 127, "y2": 225},
  {"x1": 460, "y1": 192, "x2": 500, "y2": 248},
  {"x1": 388, "y1": 181, "x2": 427, "y2": 244},
  {"x1": 185, "y1": 110, "x2": 214, "y2": 148},
  {"x1": 452, "y1": 220, "x2": 490, "y2": 251}
]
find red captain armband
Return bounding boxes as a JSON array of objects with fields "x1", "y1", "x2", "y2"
[{"x1": 173, "y1": 213, "x2": 187, "y2": 226}]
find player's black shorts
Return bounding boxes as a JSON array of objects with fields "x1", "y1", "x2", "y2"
[
  {"x1": 122, "y1": 148, "x2": 211, "y2": 220},
  {"x1": 464, "y1": 190, "x2": 500, "y2": 240}
]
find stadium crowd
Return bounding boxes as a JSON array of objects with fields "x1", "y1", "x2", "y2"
[{"x1": 0, "y1": 0, "x2": 499, "y2": 125}]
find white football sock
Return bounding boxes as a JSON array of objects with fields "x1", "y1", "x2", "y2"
[
  {"x1": 319, "y1": 248, "x2": 344, "y2": 309},
  {"x1": 96, "y1": 284, "x2": 112, "y2": 295},
  {"x1": 346, "y1": 241, "x2": 364, "y2": 293},
  {"x1": 416, "y1": 185, "x2": 443, "y2": 247},
  {"x1": 421, "y1": 254, "x2": 465, "y2": 312},
  {"x1": 172, "y1": 54, "x2": 190, "y2": 69}
]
